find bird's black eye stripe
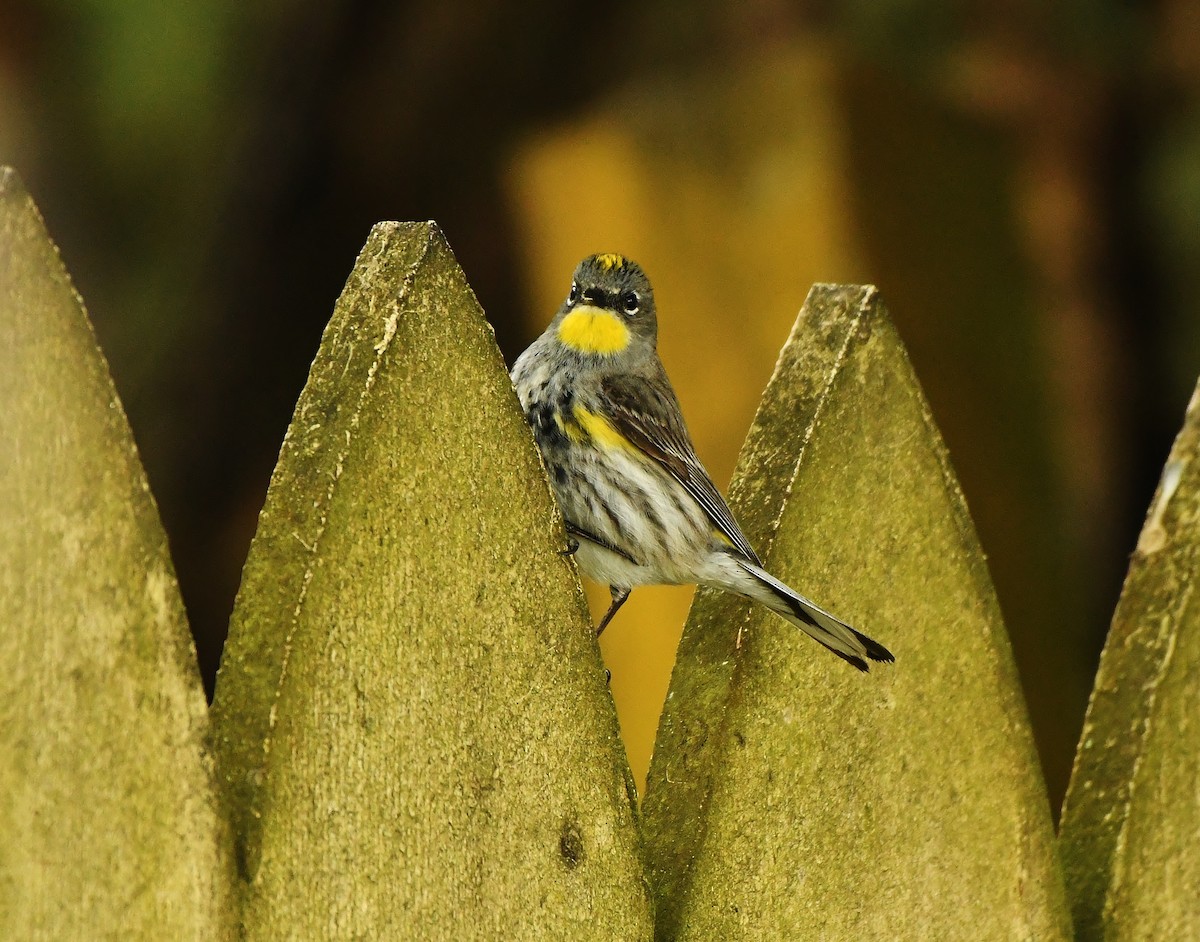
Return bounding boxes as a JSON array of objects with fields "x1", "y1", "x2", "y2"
[
  {"x1": 568, "y1": 282, "x2": 579, "y2": 304},
  {"x1": 621, "y1": 291, "x2": 640, "y2": 315}
]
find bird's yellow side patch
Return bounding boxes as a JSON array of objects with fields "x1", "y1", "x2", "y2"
[
  {"x1": 554, "y1": 410, "x2": 587, "y2": 444},
  {"x1": 557, "y1": 306, "x2": 630, "y2": 356},
  {"x1": 595, "y1": 253, "x2": 626, "y2": 271},
  {"x1": 573, "y1": 405, "x2": 638, "y2": 454}
]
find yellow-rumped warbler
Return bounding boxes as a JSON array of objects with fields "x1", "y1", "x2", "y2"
[{"x1": 511, "y1": 253, "x2": 893, "y2": 671}]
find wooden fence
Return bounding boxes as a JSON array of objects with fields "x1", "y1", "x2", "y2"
[{"x1": 2, "y1": 164, "x2": 1197, "y2": 939}]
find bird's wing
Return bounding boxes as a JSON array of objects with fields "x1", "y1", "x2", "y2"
[{"x1": 599, "y1": 371, "x2": 761, "y2": 565}]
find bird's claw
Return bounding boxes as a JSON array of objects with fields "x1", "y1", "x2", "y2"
[{"x1": 560, "y1": 537, "x2": 580, "y2": 557}]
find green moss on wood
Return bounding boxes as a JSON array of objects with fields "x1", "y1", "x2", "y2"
[
  {"x1": 641, "y1": 285, "x2": 1070, "y2": 940},
  {"x1": 210, "y1": 222, "x2": 652, "y2": 939},
  {"x1": 0, "y1": 166, "x2": 235, "y2": 940},
  {"x1": 1060, "y1": 380, "x2": 1200, "y2": 940}
]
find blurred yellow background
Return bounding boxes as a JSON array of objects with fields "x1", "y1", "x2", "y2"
[{"x1": 4, "y1": 0, "x2": 1199, "y2": 812}]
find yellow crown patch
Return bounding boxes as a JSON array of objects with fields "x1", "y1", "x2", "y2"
[{"x1": 595, "y1": 253, "x2": 626, "y2": 272}]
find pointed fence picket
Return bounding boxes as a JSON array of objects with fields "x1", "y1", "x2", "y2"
[
  {"x1": 0, "y1": 167, "x2": 235, "y2": 941},
  {"x1": 1059, "y1": 381, "x2": 1200, "y2": 941},
  {"x1": 209, "y1": 220, "x2": 652, "y2": 939},
  {"x1": 641, "y1": 284, "x2": 1071, "y2": 940}
]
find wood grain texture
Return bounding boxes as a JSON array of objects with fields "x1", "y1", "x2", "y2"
[
  {"x1": 211, "y1": 221, "x2": 652, "y2": 939},
  {"x1": 642, "y1": 284, "x2": 1070, "y2": 941},
  {"x1": 1060, "y1": 380, "x2": 1200, "y2": 940},
  {"x1": 0, "y1": 166, "x2": 235, "y2": 940}
]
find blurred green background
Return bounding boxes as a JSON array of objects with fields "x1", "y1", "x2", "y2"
[{"x1": 4, "y1": 0, "x2": 1198, "y2": 813}]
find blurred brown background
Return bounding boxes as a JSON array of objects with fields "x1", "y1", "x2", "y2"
[{"x1": 3, "y1": 0, "x2": 1198, "y2": 813}]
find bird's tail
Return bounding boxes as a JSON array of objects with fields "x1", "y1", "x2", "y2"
[{"x1": 734, "y1": 559, "x2": 894, "y2": 672}]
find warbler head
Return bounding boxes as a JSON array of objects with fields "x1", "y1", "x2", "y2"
[{"x1": 551, "y1": 253, "x2": 657, "y2": 360}]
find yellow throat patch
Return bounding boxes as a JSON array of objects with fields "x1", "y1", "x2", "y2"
[{"x1": 556, "y1": 305, "x2": 630, "y2": 356}]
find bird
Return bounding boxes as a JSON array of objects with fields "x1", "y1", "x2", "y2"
[{"x1": 510, "y1": 252, "x2": 893, "y2": 671}]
